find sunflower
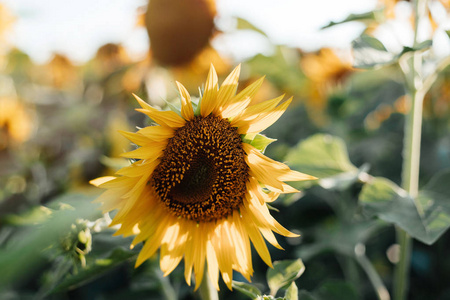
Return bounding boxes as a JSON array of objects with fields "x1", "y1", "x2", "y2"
[{"x1": 91, "y1": 65, "x2": 316, "y2": 290}]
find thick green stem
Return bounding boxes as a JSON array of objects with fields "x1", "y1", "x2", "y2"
[
  {"x1": 198, "y1": 270, "x2": 219, "y2": 300},
  {"x1": 394, "y1": 0, "x2": 427, "y2": 297}
]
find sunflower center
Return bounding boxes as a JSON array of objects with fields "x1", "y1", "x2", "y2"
[{"x1": 150, "y1": 114, "x2": 249, "y2": 222}]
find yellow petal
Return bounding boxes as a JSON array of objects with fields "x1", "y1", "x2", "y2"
[
  {"x1": 221, "y1": 76, "x2": 264, "y2": 119},
  {"x1": 231, "y1": 94, "x2": 284, "y2": 127},
  {"x1": 193, "y1": 225, "x2": 207, "y2": 290},
  {"x1": 176, "y1": 81, "x2": 195, "y2": 121},
  {"x1": 240, "y1": 208, "x2": 273, "y2": 268},
  {"x1": 160, "y1": 222, "x2": 188, "y2": 276},
  {"x1": 135, "y1": 215, "x2": 172, "y2": 267},
  {"x1": 238, "y1": 97, "x2": 293, "y2": 134},
  {"x1": 206, "y1": 239, "x2": 220, "y2": 291},
  {"x1": 89, "y1": 176, "x2": 116, "y2": 187},
  {"x1": 133, "y1": 94, "x2": 185, "y2": 128},
  {"x1": 120, "y1": 143, "x2": 166, "y2": 160},
  {"x1": 137, "y1": 125, "x2": 174, "y2": 142},
  {"x1": 200, "y1": 64, "x2": 219, "y2": 117},
  {"x1": 119, "y1": 130, "x2": 150, "y2": 146},
  {"x1": 215, "y1": 64, "x2": 241, "y2": 114}
]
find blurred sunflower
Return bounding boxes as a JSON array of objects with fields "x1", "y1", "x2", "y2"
[
  {"x1": 0, "y1": 97, "x2": 33, "y2": 149},
  {"x1": 145, "y1": 0, "x2": 216, "y2": 66},
  {"x1": 91, "y1": 65, "x2": 315, "y2": 290},
  {"x1": 300, "y1": 48, "x2": 353, "y2": 125}
]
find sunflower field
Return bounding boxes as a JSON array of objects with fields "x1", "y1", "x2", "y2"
[{"x1": 1, "y1": 1, "x2": 450, "y2": 300}]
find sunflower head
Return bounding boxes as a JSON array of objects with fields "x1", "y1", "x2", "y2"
[{"x1": 91, "y1": 64, "x2": 316, "y2": 290}]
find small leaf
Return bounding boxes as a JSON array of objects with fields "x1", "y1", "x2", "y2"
[
  {"x1": 286, "y1": 134, "x2": 358, "y2": 179},
  {"x1": 284, "y1": 282, "x2": 299, "y2": 300},
  {"x1": 321, "y1": 10, "x2": 381, "y2": 29},
  {"x1": 251, "y1": 134, "x2": 277, "y2": 153},
  {"x1": 232, "y1": 281, "x2": 262, "y2": 299},
  {"x1": 446, "y1": 30, "x2": 450, "y2": 39},
  {"x1": 352, "y1": 35, "x2": 396, "y2": 69},
  {"x1": 267, "y1": 259, "x2": 305, "y2": 296},
  {"x1": 236, "y1": 17, "x2": 268, "y2": 37}
]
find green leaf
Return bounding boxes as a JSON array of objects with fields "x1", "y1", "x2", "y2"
[
  {"x1": 296, "y1": 219, "x2": 382, "y2": 260},
  {"x1": 251, "y1": 134, "x2": 277, "y2": 153},
  {"x1": 415, "y1": 170, "x2": 450, "y2": 244},
  {"x1": 352, "y1": 35, "x2": 396, "y2": 69},
  {"x1": 232, "y1": 281, "x2": 262, "y2": 299},
  {"x1": 0, "y1": 194, "x2": 101, "y2": 287},
  {"x1": 314, "y1": 280, "x2": 358, "y2": 300},
  {"x1": 321, "y1": 10, "x2": 381, "y2": 29},
  {"x1": 3, "y1": 205, "x2": 52, "y2": 225},
  {"x1": 359, "y1": 170, "x2": 450, "y2": 244},
  {"x1": 446, "y1": 30, "x2": 450, "y2": 39},
  {"x1": 51, "y1": 247, "x2": 137, "y2": 293},
  {"x1": 352, "y1": 35, "x2": 432, "y2": 69},
  {"x1": 236, "y1": 17, "x2": 268, "y2": 37},
  {"x1": 286, "y1": 134, "x2": 357, "y2": 178},
  {"x1": 284, "y1": 282, "x2": 298, "y2": 300},
  {"x1": 267, "y1": 259, "x2": 305, "y2": 296},
  {"x1": 298, "y1": 290, "x2": 316, "y2": 300}
]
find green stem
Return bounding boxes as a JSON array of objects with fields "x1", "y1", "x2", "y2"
[
  {"x1": 198, "y1": 270, "x2": 219, "y2": 300},
  {"x1": 394, "y1": 0, "x2": 427, "y2": 298},
  {"x1": 355, "y1": 244, "x2": 390, "y2": 300}
]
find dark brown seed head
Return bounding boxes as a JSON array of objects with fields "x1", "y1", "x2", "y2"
[{"x1": 151, "y1": 115, "x2": 249, "y2": 222}]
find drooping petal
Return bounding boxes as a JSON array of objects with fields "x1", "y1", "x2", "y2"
[
  {"x1": 176, "y1": 81, "x2": 195, "y2": 121},
  {"x1": 244, "y1": 143, "x2": 316, "y2": 193},
  {"x1": 200, "y1": 64, "x2": 219, "y2": 117}
]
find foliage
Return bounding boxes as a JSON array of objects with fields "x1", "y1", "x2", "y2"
[{"x1": 1, "y1": 1, "x2": 450, "y2": 299}]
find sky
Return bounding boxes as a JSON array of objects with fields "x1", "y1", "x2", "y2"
[{"x1": 0, "y1": 0, "x2": 406, "y2": 64}]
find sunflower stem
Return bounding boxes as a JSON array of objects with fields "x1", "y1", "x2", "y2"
[
  {"x1": 394, "y1": 0, "x2": 427, "y2": 299},
  {"x1": 198, "y1": 270, "x2": 219, "y2": 300}
]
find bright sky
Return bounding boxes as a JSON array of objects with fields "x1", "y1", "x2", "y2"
[{"x1": 1, "y1": 0, "x2": 385, "y2": 64}]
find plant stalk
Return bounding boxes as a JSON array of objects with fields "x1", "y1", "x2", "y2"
[
  {"x1": 394, "y1": 0, "x2": 427, "y2": 298},
  {"x1": 198, "y1": 270, "x2": 219, "y2": 300}
]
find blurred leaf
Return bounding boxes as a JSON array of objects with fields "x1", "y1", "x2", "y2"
[
  {"x1": 284, "y1": 282, "x2": 298, "y2": 300},
  {"x1": 232, "y1": 281, "x2": 262, "y2": 299},
  {"x1": 352, "y1": 35, "x2": 432, "y2": 69},
  {"x1": 314, "y1": 280, "x2": 358, "y2": 300},
  {"x1": 51, "y1": 247, "x2": 137, "y2": 293},
  {"x1": 400, "y1": 40, "x2": 432, "y2": 55},
  {"x1": 297, "y1": 219, "x2": 382, "y2": 260},
  {"x1": 319, "y1": 163, "x2": 370, "y2": 191},
  {"x1": 352, "y1": 35, "x2": 396, "y2": 69},
  {"x1": 298, "y1": 290, "x2": 316, "y2": 300},
  {"x1": 0, "y1": 194, "x2": 100, "y2": 287},
  {"x1": 267, "y1": 259, "x2": 305, "y2": 296},
  {"x1": 286, "y1": 134, "x2": 358, "y2": 181},
  {"x1": 321, "y1": 10, "x2": 381, "y2": 29},
  {"x1": 359, "y1": 170, "x2": 450, "y2": 244},
  {"x1": 446, "y1": 30, "x2": 450, "y2": 39},
  {"x1": 251, "y1": 134, "x2": 277, "y2": 153},
  {"x1": 3, "y1": 206, "x2": 52, "y2": 225},
  {"x1": 236, "y1": 17, "x2": 268, "y2": 37}
]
